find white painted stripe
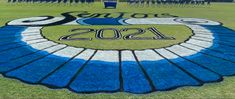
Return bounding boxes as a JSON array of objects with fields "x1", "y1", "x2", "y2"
[
  {"x1": 186, "y1": 39, "x2": 213, "y2": 48},
  {"x1": 175, "y1": 18, "x2": 220, "y2": 25},
  {"x1": 43, "y1": 45, "x2": 66, "y2": 53},
  {"x1": 135, "y1": 49, "x2": 163, "y2": 61},
  {"x1": 180, "y1": 43, "x2": 205, "y2": 52},
  {"x1": 91, "y1": 50, "x2": 119, "y2": 62},
  {"x1": 26, "y1": 39, "x2": 47, "y2": 44},
  {"x1": 21, "y1": 31, "x2": 41, "y2": 34},
  {"x1": 121, "y1": 51, "x2": 135, "y2": 61},
  {"x1": 125, "y1": 18, "x2": 182, "y2": 25},
  {"x1": 21, "y1": 31, "x2": 41, "y2": 35},
  {"x1": 22, "y1": 32, "x2": 41, "y2": 36},
  {"x1": 192, "y1": 26, "x2": 211, "y2": 29},
  {"x1": 30, "y1": 41, "x2": 57, "y2": 49},
  {"x1": 192, "y1": 36, "x2": 213, "y2": 41},
  {"x1": 191, "y1": 27, "x2": 211, "y2": 31},
  {"x1": 25, "y1": 27, "x2": 42, "y2": 30},
  {"x1": 21, "y1": 27, "x2": 42, "y2": 33},
  {"x1": 8, "y1": 17, "x2": 64, "y2": 26},
  {"x1": 192, "y1": 28, "x2": 217, "y2": 31},
  {"x1": 190, "y1": 27, "x2": 208, "y2": 30},
  {"x1": 193, "y1": 31, "x2": 213, "y2": 34},
  {"x1": 21, "y1": 35, "x2": 43, "y2": 41},
  {"x1": 166, "y1": 45, "x2": 197, "y2": 56},
  {"x1": 193, "y1": 29, "x2": 212, "y2": 33},
  {"x1": 23, "y1": 34, "x2": 41, "y2": 37},
  {"x1": 155, "y1": 48, "x2": 179, "y2": 59},
  {"x1": 187, "y1": 25, "x2": 205, "y2": 28},
  {"x1": 74, "y1": 49, "x2": 95, "y2": 60},
  {"x1": 194, "y1": 34, "x2": 214, "y2": 39},
  {"x1": 53, "y1": 47, "x2": 83, "y2": 58}
]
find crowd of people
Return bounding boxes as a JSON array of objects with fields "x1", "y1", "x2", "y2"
[
  {"x1": 7, "y1": 0, "x2": 95, "y2": 3},
  {"x1": 128, "y1": 0, "x2": 211, "y2": 5},
  {"x1": 7, "y1": 0, "x2": 211, "y2": 5}
]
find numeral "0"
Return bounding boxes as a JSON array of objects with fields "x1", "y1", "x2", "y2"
[{"x1": 96, "y1": 28, "x2": 122, "y2": 40}]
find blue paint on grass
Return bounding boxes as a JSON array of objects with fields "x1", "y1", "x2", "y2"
[
  {"x1": 69, "y1": 60, "x2": 120, "y2": 92},
  {"x1": 121, "y1": 61, "x2": 152, "y2": 93},
  {"x1": 0, "y1": 24, "x2": 235, "y2": 94},
  {"x1": 41, "y1": 58, "x2": 87, "y2": 87},
  {"x1": 77, "y1": 18, "x2": 124, "y2": 25}
]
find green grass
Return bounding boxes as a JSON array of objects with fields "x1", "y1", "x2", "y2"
[
  {"x1": 42, "y1": 25, "x2": 192, "y2": 50},
  {"x1": 1, "y1": 0, "x2": 235, "y2": 98},
  {"x1": 1, "y1": 75, "x2": 235, "y2": 99}
]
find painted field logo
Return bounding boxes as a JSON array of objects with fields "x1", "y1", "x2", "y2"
[{"x1": 1, "y1": 12, "x2": 235, "y2": 94}]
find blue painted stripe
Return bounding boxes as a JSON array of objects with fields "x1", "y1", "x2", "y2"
[
  {"x1": 185, "y1": 53, "x2": 235, "y2": 76},
  {"x1": 0, "y1": 45, "x2": 38, "y2": 63},
  {"x1": 200, "y1": 26, "x2": 235, "y2": 34},
  {"x1": 189, "y1": 40, "x2": 235, "y2": 56},
  {"x1": 206, "y1": 36, "x2": 235, "y2": 44},
  {"x1": 192, "y1": 37, "x2": 235, "y2": 47},
  {"x1": 0, "y1": 37, "x2": 22, "y2": 43},
  {"x1": 0, "y1": 31, "x2": 22, "y2": 36},
  {"x1": 0, "y1": 42, "x2": 27, "y2": 51},
  {"x1": 0, "y1": 26, "x2": 26, "y2": 31},
  {"x1": 170, "y1": 57, "x2": 221, "y2": 82},
  {"x1": 0, "y1": 26, "x2": 26, "y2": 35},
  {"x1": 121, "y1": 61, "x2": 152, "y2": 93},
  {"x1": 41, "y1": 59, "x2": 87, "y2": 87},
  {"x1": 139, "y1": 60, "x2": 200, "y2": 90},
  {"x1": 0, "y1": 35, "x2": 20, "y2": 39},
  {"x1": 214, "y1": 41, "x2": 235, "y2": 47},
  {"x1": 0, "y1": 33, "x2": 38, "y2": 39},
  {"x1": 216, "y1": 36, "x2": 235, "y2": 40},
  {"x1": 0, "y1": 26, "x2": 26, "y2": 43},
  {"x1": 210, "y1": 45, "x2": 235, "y2": 56},
  {"x1": 78, "y1": 18, "x2": 123, "y2": 25},
  {"x1": 207, "y1": 26, "x2": 235, "y2": 56},
  {"x1": 69, "y1": 61, "x2": 120, "y2": 92},
  {"x1": 0, "y1": 26, "x2": 28, "y2": 51},
  {"x1": 184, "y1": 45, "x2": 235, "y2": 63},
  {"x1": 6, "y1": 52, "x2": 71, "y2": 83},
  {"x1": 0, "y1": 41, "x2": 18, "y2": 46},
  {"x1": 207, "y1": 29, "x2": 234, "y2": 33},
  {"x1": 0, "y1": 49, "x2": 52, "y2": 72}
]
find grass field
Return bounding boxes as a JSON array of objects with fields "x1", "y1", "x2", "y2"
[{"x1": 1, "y1": 0, "x2": 235, "y2": 99}]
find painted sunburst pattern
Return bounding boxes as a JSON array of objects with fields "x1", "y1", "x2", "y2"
[{"x1": 0, "y1": 17, "x2": 235, "y2": 94}]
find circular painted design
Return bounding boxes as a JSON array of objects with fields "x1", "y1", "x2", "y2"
[{"x1": 1, "y1": 17, "x2": 235, "y2": 94}]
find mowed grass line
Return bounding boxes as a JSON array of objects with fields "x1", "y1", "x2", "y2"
[{"x1": 1, "y1": 0, "x2": 235, "y2": 99}]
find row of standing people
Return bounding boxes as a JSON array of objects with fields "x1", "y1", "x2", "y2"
[
  {"x1": 7, "y1": 0, "x2": 211, "y2": 4},
  {"x1": 128, "y1": 0, "x2": 211, "y2": 5},
  {"x1": 7, "y1": 0, "x2": 95, "y2": 3}
]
